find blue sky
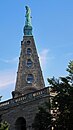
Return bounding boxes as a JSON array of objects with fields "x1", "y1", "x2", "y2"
[{"x1": 0, "y1": 0, "x2": 73, "y2": 101}]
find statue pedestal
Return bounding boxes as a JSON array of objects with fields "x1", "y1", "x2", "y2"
[{"x1": 24, "y1": 25, "x2": 32, "y2": 36}]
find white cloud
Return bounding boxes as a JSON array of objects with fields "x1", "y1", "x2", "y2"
[
  {"x1": 0, "y1": 69, "x2": 16, "y2": 89},
  {"x1": 39, "y1": 49, "x2": 49, "y2": 66},
  {"x1": 0, "y1": 57, "x2": 18, "y2": 64},
  {"x1": 0, "y1": 56, "x2": 19, "y2": 89},
  {"x1": 39, "y1": 49, "x2": 54, "y2": 68}
]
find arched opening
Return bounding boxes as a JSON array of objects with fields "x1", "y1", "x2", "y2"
[
  {"x1": 27, "y1": 40, "x2": 31, "y2": 45},
  {"x1": 15, "y1": 117, "x2": 26, "y2": 130},
  {"x1": 27, "y1": 48, "x2": 32, "y2": 55},
  {"x1": 27, "y1": 59, "x2": 32, "y2": 67},
  {"x1": 27, "y1": 74, "x2": 34, "y2": 84}
]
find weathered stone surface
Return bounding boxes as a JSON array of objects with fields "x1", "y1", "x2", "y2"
[
  {"x1": 14, "y1": 36, "x2": 45, "y2": 97},
  {"x1": 0, "y1": 88, "x2": 50, "y2": 130}
]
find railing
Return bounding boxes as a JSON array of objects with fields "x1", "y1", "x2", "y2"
[{"x1": 0, "y1": 87, "x2": 49, "y2": 109}]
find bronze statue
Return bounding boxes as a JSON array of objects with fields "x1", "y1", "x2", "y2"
[{"x1": 25, "y1": 6, "x2": 32, "y2": 26}]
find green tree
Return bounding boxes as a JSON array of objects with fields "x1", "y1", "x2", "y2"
[
  {"x1": 0, "y1": 115, "x2": 9, "y2": 130},
  {"x1": 48, "y1": 60, "x2": 73, "y2": 130},
  {"x1": 0, "y1": 121, "x2": 9, "y2": 130},
  {"x1": 32, "y1": 104, "x2": 52, "y2": 130}
]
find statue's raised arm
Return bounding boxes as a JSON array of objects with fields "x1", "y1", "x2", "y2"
[{"x1": 25, "y1": 6, "x2": 32, "y2": 26}]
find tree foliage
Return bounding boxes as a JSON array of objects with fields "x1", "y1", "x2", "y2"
[
  {"x1": 48, "y1": 60, "x2": 73, "y2": 130},
  {"x1": 32, "y1": 61, "x2": 73, "y2": 130},
  {"x1": 32, "y1": 105, "x2": 52, "y2": 130},
  {"x1": 0, "y1": 115, "x2": 9, "y2": 130},
  {"x1": 0, "y1": 121, "x2": 9, "y2": 130}
]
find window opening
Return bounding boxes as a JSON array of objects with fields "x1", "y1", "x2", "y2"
[
  {"x1": 27, "y1": 59, "x2": 32, "y2": 67},
  {"x1": 27, "y1": 48, "x2": 32, "y2": 55},
  {"x1": 27, "y1": 74, "x2": 34, "y2": 83},
  {"x1": 27, "y1": 40, "x2": 31, "y2": 45}
]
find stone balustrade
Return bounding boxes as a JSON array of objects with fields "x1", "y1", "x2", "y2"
[{"x1": 0, "y1": 87, "x2": 49, "y2": 109}]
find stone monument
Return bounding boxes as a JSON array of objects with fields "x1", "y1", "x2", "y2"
[{"x1": 0, "y1": 6, "x2": 50, "y2": 130}]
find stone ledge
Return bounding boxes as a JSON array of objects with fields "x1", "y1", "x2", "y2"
[{"x1": 0, "y1": 87, "x2": 50, "y2": 110}]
